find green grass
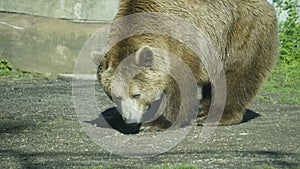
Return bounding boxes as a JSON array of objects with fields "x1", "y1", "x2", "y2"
[
  {"x1": 255, "y1": 95, "x2": 275, "y2": 103},
  {"x1": 254, "y1": 166, "x2": 300, "y2": 169},
  {"x1": 148, "y1": 164, "x2": 197, "y2": 169},
  {"x1": 259, "y1": 0, "x2": 300, "y2": 104},
  {"x1": 0, "y1": 117, "x2": 14, "y2": 124},
  {"x1": 34, "y1": 118, "x2": 65, "y2": 127},
  {"x1": 258, "y1": 62, "x2": 300, "y2": 104},
  {"x1": 84, "y1": 166, "x2": 114, "y2": 169},
  {"x1": 262, "y1": 61, "x2": 300, "y2": 95},
  {"x1": 259, "y1": 53, "x2": 300, "y2": 104},
  {"x1": 84, "y1": 164, "x2": 300, "y2": 169},
  {"x1": 0, "y1": 58, "x2": 53, "y2": 81},
  {"x1": 0, "y1": 69, "x2": 48, "y2": 81},
  {"x1": 85, "y1": 164, "x2": 197, "y2": 169},
  {"x1": 253, "y1": 167, "x2": 277, "y2": 169}
]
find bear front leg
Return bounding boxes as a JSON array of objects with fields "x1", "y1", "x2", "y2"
[
  {"x1": 141, "y1": 116, "x2": 172, "y2": 131},
  {"x1": 195, "y1": 83, "x2": 212, "y2": 125},
  {"x1": 195, "y1": 98, "x2": 210, "y2": 125}
]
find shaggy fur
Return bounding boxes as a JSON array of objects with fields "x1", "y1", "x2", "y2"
[{"x1": 97, "y1": 0, "x2": 278, "y2": 129}]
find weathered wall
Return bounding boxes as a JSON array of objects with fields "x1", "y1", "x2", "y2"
[
  {"x1": 0, "y1": 13, "x2": 103, "y2": 74},
  {"x1": 0, "y1": 0, "x2": 120, "y2": 74},
  {"x1": 0, "y1": 0, "x2": 120, "y2": 22}
]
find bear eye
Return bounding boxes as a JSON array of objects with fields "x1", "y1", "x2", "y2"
[{"x1": 132, "y1": 94, "x2": 141, "y2": 99}]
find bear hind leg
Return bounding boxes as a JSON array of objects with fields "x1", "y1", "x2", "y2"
[
  {"x1": 219, "y1": 70, "x2": 263, "y2": 125},
  {"x1": 196, "y1": 70, "x2": 262, "y2": 126}
]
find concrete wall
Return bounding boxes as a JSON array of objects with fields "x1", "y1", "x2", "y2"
[
  {"x1": 0, "y1": 0, "x2": 120, "y2": 74},
  {"x1": 0, "y1": 13, "x2": 103, "y2": 74},
  {"x1": 0, "y1": 0, "x2": 120, "y2": 22}
]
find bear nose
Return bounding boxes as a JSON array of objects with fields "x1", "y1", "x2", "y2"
[
  {"x1": 124, "y1": 118, "x2": 139, "y2": 126},
  {"x1": 127, "y1": 122, "x2": 138, "y2": 127}
]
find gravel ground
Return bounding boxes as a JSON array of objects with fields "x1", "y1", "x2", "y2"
[{"x1": 0, "y1": 79, "x2": 299, "y2": 169}]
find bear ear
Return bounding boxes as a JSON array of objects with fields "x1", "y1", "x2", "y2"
[
  {"x1": 91, "y1": 50, "x2": 103, "y2": 66},
  {"x1": 135, "y1": 46, "x2": 154, "y2": 67}
]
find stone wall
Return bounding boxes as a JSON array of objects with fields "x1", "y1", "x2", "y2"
[
  {"x1": 0, "y1": 13, "x2": 103, "y2": 74},
  {"x1": 0, "y1": 0, "x2": 120, "y2": 74},
  {"x1": 0, "y1": 0, "x2": 120, "y2": 22}
]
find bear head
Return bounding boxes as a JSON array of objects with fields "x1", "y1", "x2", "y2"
[{"x1": 97, "y1": 45, "x2": 177, "y2": 126}]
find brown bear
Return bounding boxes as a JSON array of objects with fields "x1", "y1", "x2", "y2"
[{"x1": 96, "y1": 0, "x2": 278, "y2": 130}]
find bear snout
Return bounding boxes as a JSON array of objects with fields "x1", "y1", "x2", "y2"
[{"x1": 123, "y1": 118, "x2": 139, "y2": 126}]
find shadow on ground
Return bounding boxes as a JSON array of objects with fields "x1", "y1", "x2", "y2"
[
  {"x1": 85, "y1": 108, "x2": 260, "y2": 134},
  {"x1": 85, "y1": 107, "x2": 141, "y2": 134},
  {"x1": 0, "y1": 120, "x2": 34, "y2": 135},
  {"x1": 1, "y1": 148, "x2": 298, "y2": 169},
  {"x1": 242, "y1": 109, "x2": 260, "y2": 123}
]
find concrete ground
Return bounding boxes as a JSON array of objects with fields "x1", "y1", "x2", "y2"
[{"x1": 0, "y1": 79, "x2": 299, "y2": 169}]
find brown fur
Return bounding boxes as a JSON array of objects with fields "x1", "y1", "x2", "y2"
[{"x1": 97, "y1": 0, "x2": 278, "y2": 129}]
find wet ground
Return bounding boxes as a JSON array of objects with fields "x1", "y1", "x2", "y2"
[{"x1": 0, "y1": 79, "x2": 299, "y2": 169}]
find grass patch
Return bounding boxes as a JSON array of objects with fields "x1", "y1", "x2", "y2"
[
  {"x1": 0, "y1": 117, "x2": 14, "y2": 124},
  {"x1": 278, "y1": 95, "x2": 300, "y2": 104},
  {"x1": 148, "y1": 164, "x2": 197, "y2": 169},
  {"x1": 260, "y1": 64, "x2": 300, "y2": 104},
  {"x1": 85, "y1": 164, "x2": 197, "y2": 169},
  {"x1": 259, "y1": 0, "x2": 300, "y2": 104},
  {"x1": 34, "y1": 118, "x2": 65, "y2": 127},
  {"x1": 84, "y1": 166, "x2": 114, "y2": 169},
  {"x1": 253, "y1": 167, "x2": 276, "y2": 169},
  {"x1": 85, "y1": 164, "x2": 300, "y2": 169},
  {"x1": 0, "y1": 58, "x2": 52, "y2": 81},
  {"x1": 262, "y1": 62, "x2": 300, "y2": 95},
  {"x1": 256, "y1": 95, "x2": 275, "y2": 103},
  {"x1": 254, "y1": 166, "x2": 300, "y2": 169}
]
